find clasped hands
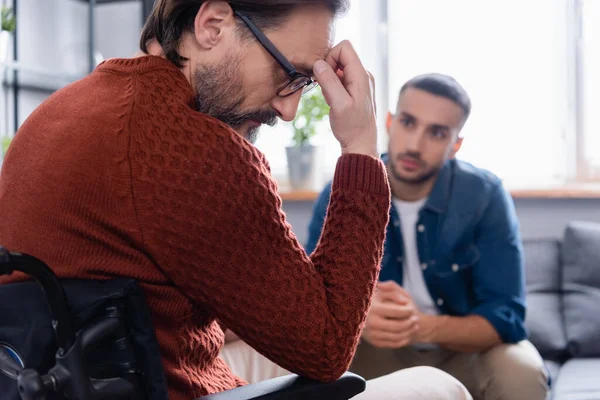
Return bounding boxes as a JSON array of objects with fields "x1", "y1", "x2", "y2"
[{"x1": 362, "y1": 281, "x2": 437, "y2": 349}]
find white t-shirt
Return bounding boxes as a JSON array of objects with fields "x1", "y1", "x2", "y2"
[{"x1": 392, "y1": 197, "x2": 439, "y2": 316}]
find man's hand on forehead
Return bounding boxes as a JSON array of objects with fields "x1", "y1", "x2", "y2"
[{"x1": 311, "y1": 40, "x2": 378, "y2": 158}]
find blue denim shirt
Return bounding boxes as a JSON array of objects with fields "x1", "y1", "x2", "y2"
[{"x1": 305, "y1": 156, "x2": 527, "y2": 343}]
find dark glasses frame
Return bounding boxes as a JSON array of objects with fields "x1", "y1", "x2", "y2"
[{"x1": 233, "y1": 10, "x2": 318, "y2": 97}]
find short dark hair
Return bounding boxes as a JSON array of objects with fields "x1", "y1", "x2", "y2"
[
  {"x1": 140, "y1": 0, "x2": 349, "y2": 68},
  {"x1": 400, "y1": 73, "x2": 471, "y2": 120}
]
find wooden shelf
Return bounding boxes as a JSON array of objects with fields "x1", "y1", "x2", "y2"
[
  {"x1": 508, "y1": 184, "x2": 600, "y2": 199},
  {"x1": 278, "y1": 184, "x2": 600, "y2": 202},
  {"x1": 279, "y1": 190, "x2": 321, "y2": 202}
]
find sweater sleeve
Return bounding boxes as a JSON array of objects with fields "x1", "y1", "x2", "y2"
[{"x1": 129, "y1": 91, "x2": 390, "y2": 382}]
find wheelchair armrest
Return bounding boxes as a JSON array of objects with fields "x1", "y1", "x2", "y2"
[{"x1": 197, "y1": 371, "x2": 366, "y2": 400}]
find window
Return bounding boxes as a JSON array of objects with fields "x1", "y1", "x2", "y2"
[
  {"x1": 255, "y1": 0, "x2": 386, "y2": 188},
  {"x1": 387, "y1": 0, "x2": 569, "y2": 187},
  {"x1": 581, "y1": 0, "x2": 600, "y2": 179}
]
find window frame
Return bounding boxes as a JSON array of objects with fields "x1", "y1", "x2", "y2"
[
  {"x1": 573, "y1": 0, "x2": 600, "y2": 182},
  {"x1": 379, "y1": 0, "x2": 598, "y2": 186}
]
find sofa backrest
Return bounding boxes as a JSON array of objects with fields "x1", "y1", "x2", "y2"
[
  {"x1": 523, "y1": 238, "x2": 568, "y2": 360},
  {"x1": 561, "y1": 221, "x2": 600, "y2": 358}
]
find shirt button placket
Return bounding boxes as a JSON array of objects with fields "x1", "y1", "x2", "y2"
[{"x1": 417, "y1": 224, "x2": 427, "y2": 272}]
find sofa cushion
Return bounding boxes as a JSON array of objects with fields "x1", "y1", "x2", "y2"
[
  {"x1": 553, "y1": 359, "x2": 600, "y2": 400},
  {"x1": 523, "y1": 239, "x2": 568, "y2": 359},
  {"x1": 562, "y1": 221, "x2": 600, "y2": 358},
  {"x1": 542, "y1": 359, "x2": 561, "y2": 390}
]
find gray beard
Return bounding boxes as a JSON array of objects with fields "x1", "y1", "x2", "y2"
[{"x1": 193, "y1": 56, "x2": 277, "y2": 144}]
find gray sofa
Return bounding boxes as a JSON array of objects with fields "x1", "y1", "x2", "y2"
[{"x1": 524, "y1": 221, "x2": 600, "y2": 400}]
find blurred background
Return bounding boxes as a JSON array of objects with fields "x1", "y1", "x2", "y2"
[{"x1": 1, "y1": 0, "x2": 599, "y2": 243}]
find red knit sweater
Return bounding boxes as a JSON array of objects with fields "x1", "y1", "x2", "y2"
[{"x1": 0, "y1": 56, "x2": 390, "y2": 399}]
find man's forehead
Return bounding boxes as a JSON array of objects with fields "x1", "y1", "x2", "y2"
[
  {"x1": 397, "y1": 88, "x2": 464, "y2": 123},
  {"x1": 268, "y1": 6, "x2": 335, "y2": 74},
  {"x1": 290, "y1": 44, "x2": 331, "y2": 75}
]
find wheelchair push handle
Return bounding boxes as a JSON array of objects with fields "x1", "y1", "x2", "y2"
[
  {"x1": 0, "y1": 247, "x2": 12, "y2": 273},
  {"x1": 0, "y1": 247, "x2": 76, "y2": 350},
  {"x1": 0, "y1": 246, "x2": 135, "y2": 400}
]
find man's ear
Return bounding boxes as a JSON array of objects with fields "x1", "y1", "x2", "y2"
[
  {"x1": 449, "y1": 136, "x2": 463, "y2": 159},
  {"x1": 386, "y1": 112, "x2": 393, "y2": 135},
  {"x1": 193, "y1": 1, "x2": 235, "y2": 50}
]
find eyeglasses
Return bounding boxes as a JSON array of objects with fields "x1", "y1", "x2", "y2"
[{"x1": 234, "y1": 10, "x2": 318, "y2": 97}]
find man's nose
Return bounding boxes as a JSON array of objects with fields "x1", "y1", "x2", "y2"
[
  {"x1": 270, "y1": 90, "x2": 303, "y2": 122},
  {"x1": 406, "y1": 130, "x2": 426, "y2": 153}
]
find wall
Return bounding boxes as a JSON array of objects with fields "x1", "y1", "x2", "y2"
[
  {"x1": 6, "y1": 0, "x2": 142, "y2": 130},
  {"x1": 513, "y1": 198, "x2": 600, "y2": 240},
  {"x1": 282, "y1": 198, "x2": 600, "y2": 247}
]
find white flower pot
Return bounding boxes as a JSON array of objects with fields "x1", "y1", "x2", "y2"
[{"x1": 286, "y1": 145, "x2": 318, "y2": 190}]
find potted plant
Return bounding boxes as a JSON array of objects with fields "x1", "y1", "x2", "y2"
[
  {"x1": 0, "y1": 135, "x2": 10, "y2": 166},
  {"x1": 286, "y1": 87, "x2": 330, "y2": 190},
  {"x1": 1, "y1": 4, "x2": 16, "y2": 63},
  {"x1": 2, "y1": 135, "x2": 10, "y2": 151},
  {"x1": 1, "y1": 3, "x2": 15, "y2": 154}
]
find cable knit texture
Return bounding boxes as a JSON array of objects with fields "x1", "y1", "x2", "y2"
[{"x1": 0, "y1": 56, "x2": 390, "y2": 400}]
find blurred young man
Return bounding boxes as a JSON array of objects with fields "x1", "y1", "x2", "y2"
[
  {"x1": 305, "y1": 73, "x2": 549, "y2": 400},
  {"x1": 0, "y1": 1, "x2": 471, "y2": 399}
]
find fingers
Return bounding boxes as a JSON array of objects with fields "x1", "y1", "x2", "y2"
[
  {"x1": 319, "y1": 39, "x2": 378, "y2": 156},
  {"x1": 313, "y1": 60, "x2": 350, "y2": 110},
  {"x1": 368, "y1": 312, "x2": 418, "y2": 334},
  {"x1": 395, "y1": 285, "x2": 412, "y2": 298},
  {"x1": 377, "y1": 281, "x2": 410, "y2": 304},
  {"x1": 367, "y1": 70, "x2": 377, "y2": 115},
  {"x1": 372, "y1": 301, "x2": 414, "y2": 320},
  {"x1": 367, "y1": 70, "x2": 375, "y2": 87},
  {"x1": 364, "y1": 315, "x2": 419, "y2": 348},
  {"x1": 376, "y1": 288, "x2": 407, "y2": 304},
  {"x1": 364, "y1": 329, "x2": 416, "y2": 349},
  {"x1": 324, "y1": 40, "x2": 360, "y2": 68},
  {"x1": 377, "y1": 280, "x2": 404, "y2": 291},
  {"x1": 378, "y1": 280, "x2": 412, "y2": 298},
  {"x1": 324, "y1": 40, "x2": 365, "y2": 77},
  {"x1": 324, "y1": 40, "x2": 367, "y2": 96}
]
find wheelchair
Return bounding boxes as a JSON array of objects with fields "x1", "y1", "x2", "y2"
[{"x1": 0, "y1": 247, "x2": 366, "y2": 400}]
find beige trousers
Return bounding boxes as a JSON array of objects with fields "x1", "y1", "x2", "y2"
[
  {"x1": 220, "y1": 339, "x2": 473, "y2": 400},
  {"x1": 350, "y1": 340, "x2": 549, "y2": 400}
]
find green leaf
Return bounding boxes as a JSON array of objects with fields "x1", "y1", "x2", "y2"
[
  {"x1": 1, "y1": 6, "x2": 16, "y2": 33},
  {"x1": 290, "y1": 87, "x2": 330, "y2": 147},
  {"x1": 2, "y1": 137, "x2": 12, "y2": 154}
]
